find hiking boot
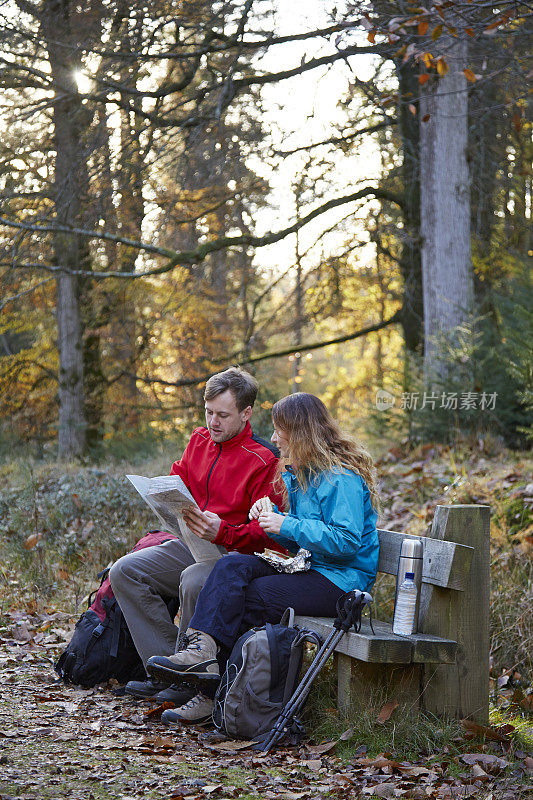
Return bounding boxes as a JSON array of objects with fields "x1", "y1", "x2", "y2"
[
  {"x1": 123, "y1": 679, "x2": 168, "y2": 699},
  {"x1": 155, "y1": 683, "x2": 196, "y2": 705},
  {"x1": 146, "y1": 629, "x2": 219, "y2": 684},
  {"x1": 161, "y1": 693, "x2": 214, "y2": 725}
]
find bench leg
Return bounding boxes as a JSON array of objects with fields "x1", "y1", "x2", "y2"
[
  {"x1": 336, "y1": 653, "x2": 423, "y2": 718},
  {"x1": 420, "y1": 505, "x2": 491, "y2": 724}
]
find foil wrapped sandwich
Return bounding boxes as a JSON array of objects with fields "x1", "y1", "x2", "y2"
[
  {"x1": 254, "y1": 497, "x2": 311, "y2": 572},
  {"x1": 255, "y1": 547, "x2": 311, "y2": 573}
]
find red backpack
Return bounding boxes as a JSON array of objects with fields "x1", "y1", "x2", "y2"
[{"x1": 55, "y1": 531, "x2": 178, "y2": 687}]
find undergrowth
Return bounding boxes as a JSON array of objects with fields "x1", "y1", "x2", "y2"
[
  {"x1": 302, "y1": 657, "x2": 465, "y2": 759},
  {"x1": 0, "y1": 444, "x2": 531, "y2": 761}
]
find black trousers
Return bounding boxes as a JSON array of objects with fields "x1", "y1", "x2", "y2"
[{"x1": 189, "y1": 553, "x2": 345, "y2": 650}]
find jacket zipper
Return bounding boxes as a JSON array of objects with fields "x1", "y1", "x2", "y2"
[{"x1": 201, "y1": 443, "x2": 221, "y2": 511}]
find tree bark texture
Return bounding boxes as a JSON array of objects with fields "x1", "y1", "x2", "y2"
[
  {"x1": 419, "y1": 33, "x2": 474, "y2": 383},
  {"x1": 397, "y1": 59, "x2": 423, "y2": 353},
  {"x1": 41, "y1": 0, "x2": 87, "y2": 457}
]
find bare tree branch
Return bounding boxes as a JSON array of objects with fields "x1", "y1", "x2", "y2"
[
  {"x1": 0, "y1": 186, "x2": 404, "y2": 278},
  {"x1": 125, "y1": 310, "x2": 402, "y2": 389}
]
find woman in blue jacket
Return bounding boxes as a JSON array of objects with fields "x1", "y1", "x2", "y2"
[{"x1": 147, "y1": 393, "x2": 379, "y2": 722}]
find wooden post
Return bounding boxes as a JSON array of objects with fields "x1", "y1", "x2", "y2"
[
  {"x1": 419, "y1": 505, "x2": 490, "y2": 723},
  {"x1": 336, "y1": 653, "x2": 423, "y2": 718}
]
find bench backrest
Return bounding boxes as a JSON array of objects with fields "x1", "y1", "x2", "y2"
[{"x1": 376, "y1": 528, "x2": 473, "y2": 591}]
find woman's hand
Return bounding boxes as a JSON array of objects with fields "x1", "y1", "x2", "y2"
[
  {"x1": 250, "y1": 497, "x2": 273, "y2": 520},
  {"x1": 258, "y1": 511, "x2": 285, "y2": 535}
]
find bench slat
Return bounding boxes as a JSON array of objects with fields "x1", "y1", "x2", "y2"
[
  {"x1": 294, "y1": 616, "x2": 458, "y2": 665},
  {"x1": 377, "y1": 528, "x2": 474, "y2": 591}
]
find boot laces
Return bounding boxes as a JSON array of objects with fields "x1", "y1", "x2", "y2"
[
  {"x1": 186, "y1": 630, "x2": 204, "y2": 653},
  {"x1": 183, "y1": 692, "x2": 209, "y2": 710}
]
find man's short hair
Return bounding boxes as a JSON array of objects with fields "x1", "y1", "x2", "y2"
[{"x1": 204, "y1": 367, "x2": 258, "y2": 412}]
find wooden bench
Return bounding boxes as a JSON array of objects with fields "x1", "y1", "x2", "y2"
[{"x1": 295, "y1": 504, "x2": 491, "y2": 724}]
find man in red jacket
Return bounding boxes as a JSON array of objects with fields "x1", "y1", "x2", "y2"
[{"x1": 109, "y1": 367, "x2": 282, "y2": 714}]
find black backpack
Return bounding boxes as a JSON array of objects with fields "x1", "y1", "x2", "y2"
[
  {"x1": 55, "y1": 531, "x2": 179, "y2": 687},
  {"x1": 213, "y1": 609, "x2": 321, "y2": 743}
]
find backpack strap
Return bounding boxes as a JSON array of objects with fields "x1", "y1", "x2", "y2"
[
  {"x1": 281, "y1": 629, "x2": 321, "y2": 706},
  {"x1": 104, "y1": 600, "x2": 123, "y2": 659},
  {"x1": 279, "y1": 607, "x2": 295, "y2": 628},
  {"x1": 265, "y1": 623, "x2": 281, "y2": 691}
]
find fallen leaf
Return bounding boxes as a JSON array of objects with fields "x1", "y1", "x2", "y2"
[
  {"x1": 143, "y1": 701, "x2": 175, "y2": 718},
  {"x1": 461, "y1": 719, "x2": 511, "y2": 744},
  {"x1": 305, "y1": 740, "x2": 336, "y2": 754},
  {"x1": 340, "y1": 727, "x2": 355, "y2": 741},
  {"x1": 461, "y1": 753, "x2": 510, "y2": 772},
  {"x1": 13, "y1": 622, "x2": 34, "y2": 643},
  {"x1": 377, "y1": 700, "x2": 399, "y2": 724},
  {"x1": 469, "y1": 764, "x2": 490, "y2": 781},
  {"x1": 362, "y1": 783, "x2": 397, "y2": 798},
  {"x1": 206, "y1": 740, "x2": 258, "y2": 751},
  {"x1": 299, "y1": 759, "x2": 322, "y2": 771},
  {"x1": 23, "y1": 533, "x2": 42, "y2": 550},
  {"x1": 80, "y1": 520, "x2": 95, "y2": 541}
]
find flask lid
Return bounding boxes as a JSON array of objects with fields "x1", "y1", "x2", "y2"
[{"x1": 399, "y1": 538, "x2": 423, "y2": 558}]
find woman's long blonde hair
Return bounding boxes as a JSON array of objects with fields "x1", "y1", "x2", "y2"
[{"x1": 272, "y1": 392, "x2": 378, "y2": 510}]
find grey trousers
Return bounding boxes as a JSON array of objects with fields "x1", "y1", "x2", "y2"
[{"x1": 109, "y1": 536, "x2": 219, "y2": 668}]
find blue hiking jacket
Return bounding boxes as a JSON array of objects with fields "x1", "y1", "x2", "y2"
[{"x1": 270, "y1": 467, "x2": 379, "y2": 593}]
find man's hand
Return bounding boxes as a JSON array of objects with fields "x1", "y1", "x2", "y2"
[
  {"x1": 182, "y1": 507, "x2": 222, "y2": 542},
  {"x1": 258, "y1": 511, "x2": 285, "y2": 535}
]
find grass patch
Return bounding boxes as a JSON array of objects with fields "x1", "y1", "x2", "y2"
[{"x1": 302, "y1": 658, "x2": 464, "y2": 760}]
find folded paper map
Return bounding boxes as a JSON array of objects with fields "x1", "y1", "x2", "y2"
[{"x1": 127, "y1": 474, "x2": 226, "y2": 563}]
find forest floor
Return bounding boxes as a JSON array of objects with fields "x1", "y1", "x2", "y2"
[{"x1": 0, "y1": 442, "x2": 532, "y2": 799}]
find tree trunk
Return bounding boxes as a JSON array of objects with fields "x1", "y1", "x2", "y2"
[
  {"x1": 419, "y1": 33, "x2": 473, "y2": 383},
  {"x1": 41, "y1": 0, "x2": 87, "y2": 457},
  {"x1": 396, "y1": 59, "x2": 423, "y2": 353}
]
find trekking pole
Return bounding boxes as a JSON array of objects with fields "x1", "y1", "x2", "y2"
[{"x1": 262, "y1": 589, "x2": 373, "y2": 753}]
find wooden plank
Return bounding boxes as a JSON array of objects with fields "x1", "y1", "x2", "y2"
[
  {"x1": 294, "y1": 617, "x2": 457, "y2": 664},
  {"x1": 377, "y1": 528, "x2": 474, "y2": 591},
  {"x1": 419, "y1": 504, "x2": 491, "y2": 724},
  {"x1": 296, "y1": 616, "x2": 412, "y2": 663}
]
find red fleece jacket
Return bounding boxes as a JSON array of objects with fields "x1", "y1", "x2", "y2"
[{"x1": 170, "y1": 422, "x2": 285, "y2": 554}]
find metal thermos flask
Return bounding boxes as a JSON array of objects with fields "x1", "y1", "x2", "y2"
[{"x1": 395, "y1": 538, "x2": 423, "y2": 633}]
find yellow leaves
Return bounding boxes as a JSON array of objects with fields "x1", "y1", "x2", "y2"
[
  {"x1": 368, "y1": 30, "x2": 376, "y2": 44},
  {"x1": 465, "y1": 27, "x2": 475, "y2": 38},
  {"x1": 422, "y1": 52, "x2": 434, "y2": 69},
  {"x1": 431, "y1": 24, "x2": 443, "y2": 41},
  {"x1": 417, "y1": 20, "x2": 428, "y2": 36},
  {"x1": 436, "y1": 57, "x2": 448, "y2": 76},
  {"x1": 463, "y1": 68, "x2": 477, "y2": 83},
  {"x1": 419, "y1": 73, "x2": 430, "y2": 85}
]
